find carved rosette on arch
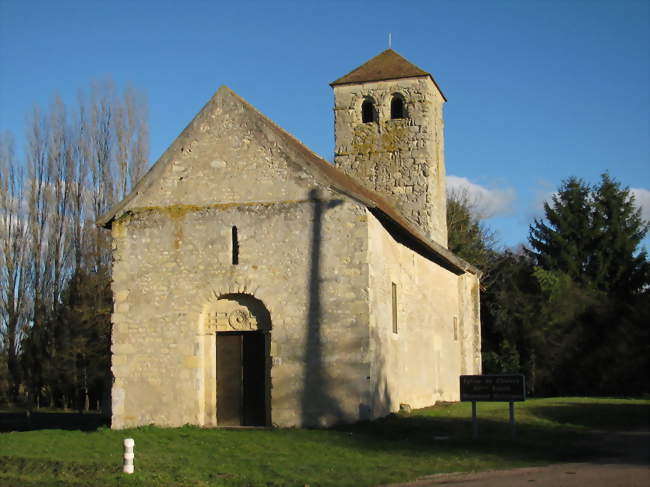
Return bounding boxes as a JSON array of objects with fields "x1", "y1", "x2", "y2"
[{"x1": 205, "y1": 307, "x2": 258, "y2": 333}]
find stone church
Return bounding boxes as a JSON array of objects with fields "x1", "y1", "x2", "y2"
[{"x1": 99, "y1": 49, "x2": 482, "y2": 429}]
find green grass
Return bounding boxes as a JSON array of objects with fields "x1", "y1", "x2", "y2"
[{"x1": 0, "y1": 397, "x2": 648, "y2": 487}]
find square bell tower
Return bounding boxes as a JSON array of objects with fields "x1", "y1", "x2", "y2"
[{"x1": 331, "y1": 49, "x2": 448, "y2": 247}]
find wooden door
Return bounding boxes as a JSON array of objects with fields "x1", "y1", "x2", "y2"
[
  {"x1": 216, "y1": 334, "x2": 242, "y2": 426},
  {"x1": 242, "y1": 332, "x2": 266, "y2": 426}
]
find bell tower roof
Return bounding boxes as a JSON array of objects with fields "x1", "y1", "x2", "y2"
[{"x1": 330, "y1": 49, "x2": 446, "y2": 101}]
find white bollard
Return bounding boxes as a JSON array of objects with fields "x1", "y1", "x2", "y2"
[{"x1": 123, "y1": 438, "x2": 135, "y2": 474}]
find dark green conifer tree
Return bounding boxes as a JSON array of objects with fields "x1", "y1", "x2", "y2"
[
  {"x1": 526, "y1": 173, "x2": 649, "y2": 394},
  {"x1": 590, "y1": 173, "x2": 649, "y2": 298},
  {"x1": 528, "y1": 177, "x2": 596, "y2": 287},
  {"x1": 529, "y1": 174, "x2": 649, "y2": 297}
]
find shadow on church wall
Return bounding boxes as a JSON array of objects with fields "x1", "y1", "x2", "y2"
[
  {"x1": 300, "y1": 188, "x2": 400, "y2": 427},
  {"x1": 300, "y1": 188, "x2": 347, "y2": 426}
]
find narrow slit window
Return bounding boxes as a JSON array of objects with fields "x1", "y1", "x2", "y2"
[
  {"x1": 392, "y1": 282, "x2": 398, "y2": 334},
  {"x1": 453, "y1": 317, "x2": 458, "y2": 341},
  {"x1": 391, "y1": 95, "x2": 406, "y2": 119},
  {"x1": 232, "y1": 226, "x2": 239, "y2": 265},
  {"x1": 361, "y1": 99, "x2": 375, "y2": 123}
]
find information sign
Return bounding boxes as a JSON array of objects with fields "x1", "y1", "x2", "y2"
[{"x1": 460, "y1": 374, "x2": 526, "y2": 402}]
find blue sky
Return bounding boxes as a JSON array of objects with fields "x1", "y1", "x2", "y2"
[{"x1": 1, "y1": 0, "x2": 648, "y2": 250}]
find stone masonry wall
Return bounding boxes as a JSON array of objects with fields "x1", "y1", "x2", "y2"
[
  {"x1": 457, "y1": 273, "x2": 482, "y2": 376},
  {"x1": 333, "y1": 78, "x2": 448, "y2": 247},
  {"x1": 366, "y1": 212, "x2": 480, "y2": 418},
  {"x1": 110, "y1": 88, "x2": 372, "y2": 428},
  {"x1": 111, "y1": 193, "x2": 370, "y2": 428},
  {"x1": 130, "y1": 88, "x2": 332, "y2": 210}
]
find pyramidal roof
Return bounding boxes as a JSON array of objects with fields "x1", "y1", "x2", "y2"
[{"x1": 330, "y1": 49, "x2": 446, "y2": 100}]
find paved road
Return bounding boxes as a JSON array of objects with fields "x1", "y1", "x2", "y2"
[
  {"x1": 385, "y1": 463, "x2": 649, "y2": 487},
  {"x1": 383, "y1": 431, "x2": 650, "y2": 487}
]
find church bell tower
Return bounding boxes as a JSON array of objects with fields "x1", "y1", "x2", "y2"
[{"x1": 331, "y1": 49, "x2": 448, "y2": 247}]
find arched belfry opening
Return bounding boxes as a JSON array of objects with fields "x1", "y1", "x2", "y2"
[
  {"x1": 361, "y1": 98, "x2": 376, "y2": 123},
  {"x1": 202, "y1": 293, "x2": 271, "y2": 427},
  {"x1": 390, "y1": 94, "x2": 406, "y2": 119}
]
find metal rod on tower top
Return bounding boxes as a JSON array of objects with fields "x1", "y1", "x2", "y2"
[{"x1": 389, "y1": 32, "x2": 392, "y2": 49}]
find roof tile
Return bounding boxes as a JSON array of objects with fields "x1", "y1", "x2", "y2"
[{"x1": 330, "y1": 49, "x2": 446, "y2": 100}]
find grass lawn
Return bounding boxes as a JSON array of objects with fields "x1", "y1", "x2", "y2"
[{"x1": 0, "y1": 397, "x2": 648, "y2": 486}]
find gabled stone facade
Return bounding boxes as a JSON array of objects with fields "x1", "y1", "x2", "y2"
[{"x1": 100, "y1": 51, "x2": 481, "y2": 429}]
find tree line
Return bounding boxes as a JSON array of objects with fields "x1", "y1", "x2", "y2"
[
  {"x1": 0, "y1": 82, "x2": 148, "y2": 411},
  {"x1": 448, "y1": 175, "x2": 649, "y2": 396}
]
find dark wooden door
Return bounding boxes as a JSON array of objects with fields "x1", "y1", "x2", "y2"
[
  {"x1": 216, "y1": 332, "x2": 266, "y2": 426},
  {"x1": 242, "y1": 332, "x2": 266, "y2": 426},
  {"x1": 216, "y1": 334, "x2": 242, "y2": 426}
]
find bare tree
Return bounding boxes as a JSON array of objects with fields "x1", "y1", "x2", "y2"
[
  {"x1": 0, "y1": 132, "x2": 32, "y2": 401},
  {"x1": 115, "y1": 86, "x2": 149, "y2": 201},
  {"x1": 47, "y1": 97, "x2": 74, "y2": 308},
  {"x1": 26, "y1": 107, "x2": 52, "y2": 331},
  {"x1": 86, "y1": 81, "x2": 118, "y2": 273},
  {"x1": 69, "y1": 97, "x2": 90, "y2": 272},
  {"x1": 7, "y1": 80, "x2": 149, "y2": 409}
]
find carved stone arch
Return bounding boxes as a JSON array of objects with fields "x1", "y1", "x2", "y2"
[
  {"x1": 189, "y1": 280, "x2": 254, "y2": 334},
  {"x1": 191, "y1": 283, "x2": 273, "y2": 427},
  {"x1": 204, "y1": 293, "x2": 272, "y2": 334}
]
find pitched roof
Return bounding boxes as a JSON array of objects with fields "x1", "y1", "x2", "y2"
[
  {"x1": 330, "y1": 49, "x2": 447, "y2": 101},
  {"x1": 98, "y1": 86, "x2": 475, "y2": 276}
]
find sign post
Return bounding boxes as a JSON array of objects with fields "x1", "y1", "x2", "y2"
[
  {"x1": 460, "y1": 374, "x2": 525, "y2": 440},
  {"x1": 471, "y1": 401, "x2": 478, "y2": 439}
]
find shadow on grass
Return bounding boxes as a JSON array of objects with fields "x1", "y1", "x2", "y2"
[
  {"x1": 331, "y1": 413, "x2": 609, "y2": 465},
  {"x1": 0, "y1": 410, "x2": 108, "y2": 432},
  {"x1": 526, "y1": 402, "x2": 650, "y2": 431}
]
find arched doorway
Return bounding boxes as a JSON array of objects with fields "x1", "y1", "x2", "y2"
[{"x1": 205, "y1": 294, "x2": 271, "y2": 426}]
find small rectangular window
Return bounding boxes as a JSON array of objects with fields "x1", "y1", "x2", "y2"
[
  {"x1": 453, "y1": 317, "x2": 458, "y2": 341},
  {"x1": 392, "y1": 282, "x2": 398, "y2": 334},
  {"x1": 232, "y1": 226, "x2": 239, "y2": 265}
]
